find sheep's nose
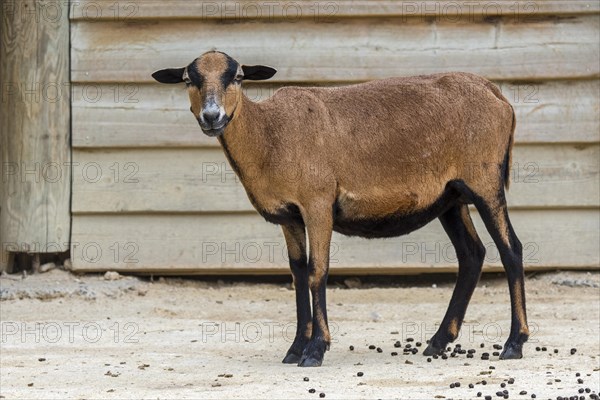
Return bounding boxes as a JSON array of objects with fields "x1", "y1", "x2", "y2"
[{"x1": 202, "y1": 109, "x2": 220, "y2": 125}]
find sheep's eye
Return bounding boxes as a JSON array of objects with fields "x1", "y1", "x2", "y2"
[
  {"x1": 189, "y1": 106, "x2": 193, "y2": 113},
  {"x1": 234, "y1": 74, "x2": 243, "y2": 83}
]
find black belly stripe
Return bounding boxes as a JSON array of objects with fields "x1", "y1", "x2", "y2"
[{"x1": 332, "y1": 182, "x2": 464, "y2": 238}]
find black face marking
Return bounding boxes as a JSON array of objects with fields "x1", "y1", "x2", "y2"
[
  {"x1": 187, "y1": 61, "x2": 203, "y2": 88},
  {"x1": 221, "y1": 55, "x2": 240, "y2": 88}
]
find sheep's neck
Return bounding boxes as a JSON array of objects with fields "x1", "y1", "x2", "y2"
[{"x1": 218, "y1": 95, "x2": 270, "y2": 183}]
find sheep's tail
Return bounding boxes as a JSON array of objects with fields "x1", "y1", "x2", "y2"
[
  {"x1": 485, "y1": 80, "x2": 516, "y2": 191},
  {"x1": 503, "y1": 104, "x2": 516, "y2": 190}
]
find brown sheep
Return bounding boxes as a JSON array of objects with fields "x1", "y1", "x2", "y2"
[{"x1": 152, "y1": 50, "x2": 529, "y2": 367}]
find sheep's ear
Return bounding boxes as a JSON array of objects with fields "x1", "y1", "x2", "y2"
[
  {"x1": 152, "y1": 67, "x2": 185, "y2": 84},
  {"x1": 241, "y1": 65, "x2": 277, "y2": 81}
]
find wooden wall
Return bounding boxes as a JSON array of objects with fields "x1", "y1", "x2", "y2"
[
  {"x1": 69, "y1": 1, "x2": 599, "y2": 274},
  {"x1": 1, "y1": 0, "x2": 71, "y2": 271}
]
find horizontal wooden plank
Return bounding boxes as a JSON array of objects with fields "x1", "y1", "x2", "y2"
[
  {"x1": 70, "y1": 209, "x2": 600, "y2": 272},
  {"x1": 71, "y1": 15, "x2": 600, "y2": 83},
  {"x1": 71, "y1": 144, "x2": 600, "y2": 213},
  {"x1": 71, "y1": 80, "x2": 600, "y2": 148},
  {"x1": 69, "y1": 1, "x2": 600, "y2": 21}
]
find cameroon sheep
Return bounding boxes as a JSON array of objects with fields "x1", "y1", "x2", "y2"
[{"x1": 152, "y1": 51, "x2": 529, "y2": 367}]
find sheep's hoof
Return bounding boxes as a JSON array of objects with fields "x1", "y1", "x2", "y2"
[
  {"x1": 282, "y1": 351, "x2": 301, "y2": 364},
  {"x1": 423, "y1": 344, "x2": 442, "y2": 356},
  {"x1": 499, "y1": 343, "x2": 523, "y2": 360},
  {"x1": 423, "y1": 336, "x2": 446, "y2": 356},
  {"x1": 282, "y1": 336, "x2": 309, "y2": 364},
  {"x1": 297, "y1": 340, "x2": 328, "y2": 367}
]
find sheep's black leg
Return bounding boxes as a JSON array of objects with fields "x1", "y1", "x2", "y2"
[
  {"x1": 297, "y1": 204, "x2": 333, "y2": 367},
  {"x1": 473, "y1": 191, "x2": 529, "y2": 359},
  {"x1": 281, "y1": 223, "x2": 311, "y2": 364},
  {"x1": 424, "y1": 204, "x2": 485, "y2": 356}
]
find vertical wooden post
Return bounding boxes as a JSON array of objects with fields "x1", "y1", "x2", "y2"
[{"x1": 0, "y1": 0, "x2": 71, "y2": 272}]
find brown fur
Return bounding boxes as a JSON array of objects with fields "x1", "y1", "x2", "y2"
[
  {"x1": 221, "y1": 74, "x2": 514, "y2": 221},
  {"x1": 153, "y1": 51, "x2": 528, "y2": 366},
  {"x1": 448, "y1": 318, "x2": 459, "y2": 340}
]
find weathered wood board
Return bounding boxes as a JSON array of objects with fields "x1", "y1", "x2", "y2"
[
  {"x1": 71, "y1": 80, "x2": 600, "y2": 148},
  {"x1": 0, "y1": 0, "x2": 71, "y2": 267},
  {"x1": 70, "y1": 209, "x2": 600, "y2": 272},
  {"x1": 70, "y1": 15, "x2": 600, "y2": 83},
  {"x1": 69, "y1": 1, "x2": 600, "y2": 20},
  {"x1": 71, "y1": 144, "x2": 599, "y2": 213}
]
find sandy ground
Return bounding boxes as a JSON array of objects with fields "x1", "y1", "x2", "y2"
[{"x1": 0, "y1": 269, "x2": 599, "y2": 399}]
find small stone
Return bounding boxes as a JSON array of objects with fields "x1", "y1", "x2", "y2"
[
  {"x1": 344, "y1": 277, "x2": 362, "y2": 289},
  {"x1": 370, "y1": 311, "x2": 383, "y2": 322},
  {"x1": 39, "y1": 262, "x2": 56, "y2": 273},
  {"x1": 104, "y1": 271, "x2": 121, "y2": 281}
]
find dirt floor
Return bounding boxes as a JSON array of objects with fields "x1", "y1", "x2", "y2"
[{"x1": 0, "y1": 269, "x2": 599, "y2": 399}]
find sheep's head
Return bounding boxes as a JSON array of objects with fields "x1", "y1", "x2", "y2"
[{"x1": 152, "y1": 51, "x2": 276, "y2": 137}]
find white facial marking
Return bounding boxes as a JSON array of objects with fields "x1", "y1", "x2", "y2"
[{"x1": 200, "y1": 96, "x2": 226, "y2": 126}]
